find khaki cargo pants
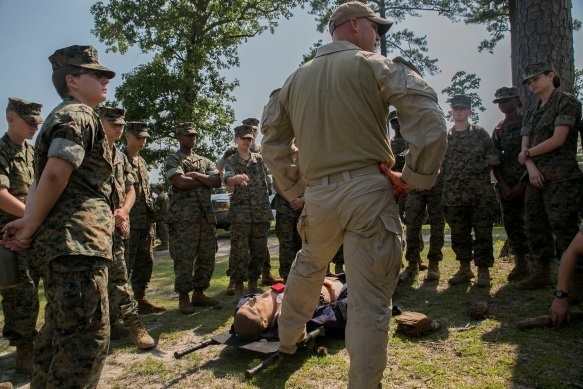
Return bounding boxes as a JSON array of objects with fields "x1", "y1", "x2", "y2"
[{"x1": 277, "y1": 168, "x2": 402, "y2": 388}]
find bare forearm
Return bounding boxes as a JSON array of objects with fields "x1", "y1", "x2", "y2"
[
  {"x1": 185, "y1": 172, "x2": 221, "y2": 188},
  {"x1": 528, "y1": 126, "x2": 570, "y2": 157},
  {"x1": 557, "y1": 232, "x2": 583, "y2": 291},
  {"x1": 0, "y1": 189, "x2": 25, "y2": 218},
  {"x1": 123, "y1": 185, "x2": 136, "y2": 213}
]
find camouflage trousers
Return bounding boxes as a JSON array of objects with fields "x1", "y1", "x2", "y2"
[
  {"x1": 227, "y1": 241, "x2": 272, "y2": 276},
  {"x1": 125, "y1": 227, "x2": 154, "y2": 292},
  {"x1": 229, "y1": 222, "x2": 270, "y2": 283},
  {"x1": 525, "y1": 178, "x2": 583, "y2": 265},
  {"x1": 108, "y1": 232, "x2": 139, "y2": 326},
  {"x1": 445, "y1": 201, "x2": 496, "y2": 267},
  {"x1": 275, "y1": 211, "x2": 302, "y2": 279},
  {"x1": 169, "y1": 219, "x2": 216, "y2": 293},
  {"x1": 405, "y1": 187, "x2": 445, "y2": 263},
  {"x1": 156, "y1": 221, "x2": 169, "y2": 244},
  {"x1": 497, "y1": 186, "x2": 529, "y2": 256},
  {"x1": 31, "y1": 256, "x2": 109, "y2": 389},
  {"x1": 1, "y1": 253, "x2": 40, "y2": 347}
]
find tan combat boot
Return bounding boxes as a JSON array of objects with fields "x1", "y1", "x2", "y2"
[
  {"x1": 476, "y1": 266, "x2": 490, "y2": 287},
  {"x1": 448, "y1": 261, "x2": 475, "y2": 285},
  {"x1": 398, "y1": 262, "x2": 419, "y2": 284},
  {"x1": 226, "y1": 279, "x2": 236, "y2": 296},
  {"x1": 261, "y1": 270, "x2": 283, "y2": 286},
  {"x1": 110, "y1": 321, "x2": 130, "y2": 339},
  {"x1": 232, "y1": 282, "x2": 245, "y2": 303},
  {"x1": 425, "y1": 260, "x2": 440, "y2": 281},
  {"x1": 15, "y1": 342, "x2": 33, "y2": 374},
  {"x1": 0, "y1": 382, "x2": 14, "y2": 389},
  {"x1": 191, "y1": 289, "x2": 219, "y2": 307},
  {"x1": 507, "y1": 254, "x2": 529, "y2": 281},
  {"x1": 517, "y1": 261, "x2": 552, "y2": 289},
  {"x1": 248, "y1": 280, "x2": 264, "y2": 295},
  {"x1": 135, "y1": 290, "x2": 167, "y2": 314},
  {"x1": 154, "y1": 242, "x2": 168, "y2": 251},
  {"x1": 178, "y1": 292, "x2": 195, "y2": 314},
  {"x1": 128, "y1": 322, "x2": 155, "y2": 349}
]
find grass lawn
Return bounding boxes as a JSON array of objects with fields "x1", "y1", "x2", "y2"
[{"x1": 1, "y1": 228, "x2": 582, "y2": 388}]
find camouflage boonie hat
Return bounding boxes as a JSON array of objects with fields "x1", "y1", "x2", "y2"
[
  {"x1": 7, "y1": 98, "x2": 43, "y2": 125},
  {"x1": 388, "y1": 110, "x2": 398, "y2": 122},
  {"x1": 234, "y1": 125, "x2": 254, "y2": 139},
  {"x1": 49, "y1": 45, "x2": 115, "y2": 79},
  {"x1": 492, "y1": 87, "x2": 520, "y2": 103},
  {"x1": 521, "y1": 62, "x2": 555, "y2": 85},
  {"x1": 174, "y1": 122, "x2": 197, "y2": 137},
  {"x1": 126, "y1": 122, "x2": 151, "y2": 138},
  {"x1": 98, "y1": 106, "x2": 126, "y2": 125},
  {"x1": 329, "y1": 1, "x2": 393, "y2": 37},
  {"x1": 450, "y1": 95, "x2": 472, "y2": 109}
]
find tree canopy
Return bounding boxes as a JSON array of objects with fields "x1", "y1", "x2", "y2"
[{"x1": 91, "y1": 0, "x2": 304, "y2": 166}]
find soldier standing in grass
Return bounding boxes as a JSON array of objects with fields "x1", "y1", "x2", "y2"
[
  {"x1": 2, "y1": 45, "x2": 115, "y2": 387},
  {"x1": 490, "y1": 87, "x2": 530, "y2": 281},
  {"x1": 517, "y1": 63, "x2": 583, "y2": 292},
  {"x1": 124, "y1": 122, "x2": 166, "y2": 314},
  {"x1": 165, "y1": 122, "x2": 221, "y2": 314},
  {"x1": 0, "y1": 98, "x2": 43, "y2": 374},
  {"x1": 224, "y1": 125, "x2": 273, "y2": 302},
  {"x1": 99, "y1": 106, "x2": 155, "y2": 349},
  {"x1": 442, "y1": 95, "x2": 500, "y2": 287},
  {"x1": 153, "y1": 184, "x2": 170, "y2": 251}
]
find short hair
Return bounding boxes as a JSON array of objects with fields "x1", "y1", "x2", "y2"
[
  {"x1": 51, "y1": 65, "x2": 83, "y2": 99},
  {"x1": 233, "y1": 310, "x2": 265, "y2": 340}
]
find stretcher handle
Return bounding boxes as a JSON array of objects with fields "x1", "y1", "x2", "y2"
[{"x1": 174, "y1": 338, "x2": 214, "y2": 359}]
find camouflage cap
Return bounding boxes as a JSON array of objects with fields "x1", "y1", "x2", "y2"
[
  {"x1": 329, "y1": 1, "x2": 393, "y2": 37},
  {"x1": 174, "y1": 122, "x2": 197, "y2": 137},
  {"x1": 242, "y1": 118, "x2": 259, "y2": 126},
  {"x1": 492, "y1": 87, "x2": 520, "y2": 103},
  {"x1": 450, "y1": 95, "x2": 472, "y2": 109},
  {"x1": 7, "y1": 98, "x2": 43, "y2": 125},
  {"x1": 521, "y1": 62, "x2": 555, "y2": 85},
  {"x1": 234, "y1": 124, "x2": 254, "y2": 139},
  {"x1": 49, "y1": 45, "x2": 115, "y2": 79},
  {"x1": 98, "y1": 106, "x2": 126, "y2": 125},
  {"x1": 388, "y1": 110, "x2": 398, "y2": 122},
  {"x1": 126, "y1": 122, "x2": 151, "y2": 138}
]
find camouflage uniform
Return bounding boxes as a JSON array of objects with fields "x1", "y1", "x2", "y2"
[
  {"x1": 442, "y1": 124, "x2": 499, "y2": 267},
  {"x1": 165, "y1": 148, "x2": 219, "y2": 294},
  {"x1": 0, "y1": 99, "x2": 41, "y2": 349},
  {"x1": 123, "y1": 139, "x2": 154, "y2": 294},
  {"x1": 492, "y1": 115, "x2": 529, "y2": 257},
  {"x1": 522, "y1": 88, "x2": 583, "y2": 266},
  {"x1": 154, "y1": 191, "x2": 169, "y2": 245},
  {"x1": 405, "y1": 174, "x2": 445, "y2": 264},
  {"x1": 108, "y1": 146, "x2": 140, "y2": 327},
  {"x1": 273, "y1": 193, "x2": 302, "y2": 279},
  {"x1": 224, "y1": 132, "x2": 272, "y2": 284}
]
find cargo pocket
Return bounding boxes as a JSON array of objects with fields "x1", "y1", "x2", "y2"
[{"x1": 296, "y1": 209, "x2": 309, "y2": 244}]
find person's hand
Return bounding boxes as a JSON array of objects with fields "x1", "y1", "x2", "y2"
[
  {"x1": 231, "y1": 174, "x2": 250, "y2": 187},
  {"x1": 117, "y1": 220, "x2": 130, "y2": 239},
  {"x1": 518, "y1": 152, "x2": 528, "y2": 165},
  {"x1": 289, "y1": 197, "x2": 305, "y2": 212},
  {"x1": 498, "y1": 182, "x2": 512, "y2": 200},
  {"x1": 1, "y1": 218, "x2": 35, "y2": 252},
  {"x1": 379, "y1": 162, "x2": 414, "y2": 195},
  {"x1": 527, "y1": 164, "x2": 545, "y2": 189},
  {"x1": 550, "y1": 297, "x2": 571, "y2": 327},
  {"x1": 507, "y1": 182, "x2": 526, "y2": 200},
  {"x1": 114, "y1": 207, "x2": 129, "y2": 227}
]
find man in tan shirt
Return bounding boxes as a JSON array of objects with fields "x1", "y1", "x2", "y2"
[{"x1": 261, "y1": 2, "x2": 446, "y2": 387}]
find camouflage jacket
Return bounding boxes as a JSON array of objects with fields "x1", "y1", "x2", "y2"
[
  {"x1": 33, "y1": 97, "x2": 114, "y2": 264},
  {"x1": 224, "y1": 152, "x2": 272, "y2": 223},
  {"x1": 154, "y1": 192, "x2": 169, "y2": 216},
  {"x1": 522, "y1": 89, "x2": 583, "y2": 183},
  {"x1": 165, "y1": 149, "x2": 218, "y2": 224},
  {"x1": 123, "y1": 147, "x2": 153, "y2": 229},
  {"x1": 442, "y1": 124, "x2": 499, "y2": 206},
  {"x1": 0, "y1": 133, "x2": 34, "y2": 227},
  {"x1": 112, "y1": 147, "x2": 135, "y2": 213},
  {"x1": 272, "y1": 193, "x2": 302, "y2": 218},
  {"x1": 389, "y1": 136, "x2": 408, "y2": 172},
  {"x1": 492, "y1": 115, "x2": 526, "y2": 187},
  {"x1": 217, "y1": 144, "x2": 261, "y2": 168}
]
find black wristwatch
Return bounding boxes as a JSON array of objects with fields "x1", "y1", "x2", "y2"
[
  {"x1": 554, "y1": 290, "x2": 569, "y2": 298},
  {"x1": 523, "y1": 149, "x2": 530, "y2": 158}
]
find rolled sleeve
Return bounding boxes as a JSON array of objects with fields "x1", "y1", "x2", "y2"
[
  {"x1": 0, "y1": 175, "x2": 10, "y2": 189},
  {"x1": 165, "y1": 167, "x2": 183, "y2": 180},
  {"x1": 48, "y1": 138, "x2": 85, "y2": 168},
  {"x1": 401, "y1": 165, "x2": 439, "y2": 190},
  {"x1": 555, "y1": 115, "x2": 576, "y2": 128}
]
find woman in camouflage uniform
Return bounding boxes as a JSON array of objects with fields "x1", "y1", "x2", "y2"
[{"x1": 517, "y1": 63, "x2": 583, "y2": 290}]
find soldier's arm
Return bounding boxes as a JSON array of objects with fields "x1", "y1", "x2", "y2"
[
  {"x1": 0, "y1": 189, "x2": 25, "y2": 218},
  {"x1": 184, "y1": 171, "x2": 221, "y2": 188},
  {"x1": 114, "y1": 184, "x2": 136, "y2": 225}
]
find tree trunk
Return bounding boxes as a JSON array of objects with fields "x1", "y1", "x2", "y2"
[{"x1": 515, "y1": 0, "x2": 575, "y2": 110}]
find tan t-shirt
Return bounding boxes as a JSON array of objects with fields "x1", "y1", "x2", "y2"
[{"x1": 261, "y1": 41, "x2": 447, "y2": 199}]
